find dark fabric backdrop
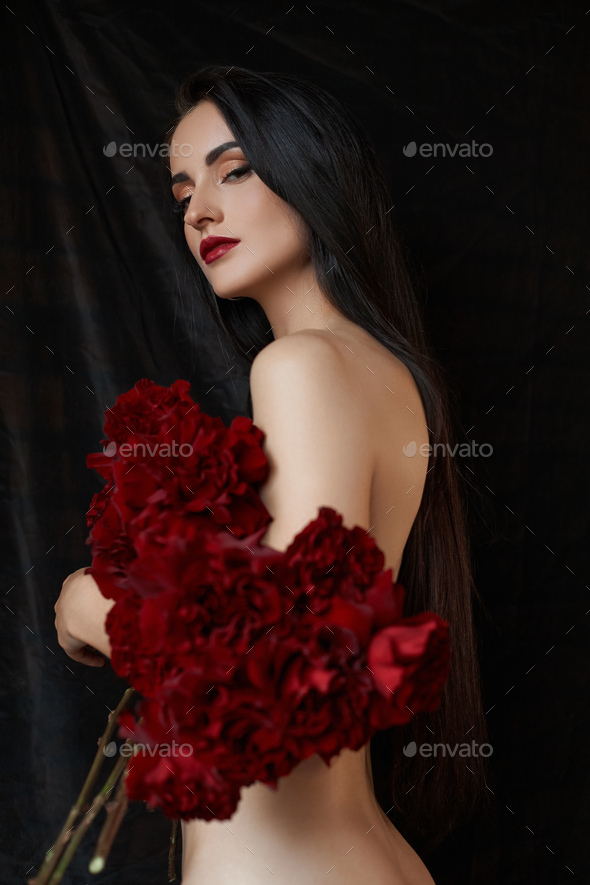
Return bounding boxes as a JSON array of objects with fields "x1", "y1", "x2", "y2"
[{"x1": 1, "y1": 1, "x2": 588, "y2": 883}]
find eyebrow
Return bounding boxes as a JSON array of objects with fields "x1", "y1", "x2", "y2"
[{"x1": 170, "y1": 140, "x2": 241, "y2": 186}]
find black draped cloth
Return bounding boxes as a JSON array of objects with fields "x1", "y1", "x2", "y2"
[{"x1": 1, "y1": 2, "x2": 588, "y2": 883}]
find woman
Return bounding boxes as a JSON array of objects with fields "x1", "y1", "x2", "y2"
[{"x1": 55, "y1": 66, "x2": 491, "y2": 883}]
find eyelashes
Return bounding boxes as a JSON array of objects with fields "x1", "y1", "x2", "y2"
[
  {"x1": 172, "y1": 194, "x2": 192, "y2": 215},
  {"x1": 172, "y1": 163, "x2": 251, "y2": 216},
  {"x1": 172, "y1": 196, "x2": 188, "y2": 215},
  {"x1": 221, "y1": 163, "x2": 251, "y2": 183}
]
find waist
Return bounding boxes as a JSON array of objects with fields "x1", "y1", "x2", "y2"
[{"x1": 179, "y1": 777, "x2": 413, "y2": 885}]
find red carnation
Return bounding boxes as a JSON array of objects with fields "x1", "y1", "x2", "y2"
[
  {"x1": 367, "y1": 614, "x2": 451, "y2": 727},
  {"x1": 83, "y1": 381, "x2": 453, "y2": 825},
  {"x1": 275, "y1": 506, "x2": 388, "y2": 616},
  {"x1": 106, "y1": 524, "x2": 286, "y2": 694},
  {"x1": 84, "y1": 497, "x2": 136, "y2": 601},
  {"x1": 102, "y1": 378, "x2": 196, "y2": 444},
  {"x1": 86, "y1": 482, "x2": 114, "y2": 529},
  {"x1": 86, "y1": 378, "x2": 271, "y2": 538},
  {"x1": 117, "y1": 701, "x2": 243, "y2": 821}
]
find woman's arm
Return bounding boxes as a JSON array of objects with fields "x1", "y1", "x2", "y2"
[
  {"x1": 250, "y1": 331, "x2": 373, "y2": 551},
  {"x1": 54, "y1": 333, "x2": 367, "y2": 668},
  {"x1": 54, "y1": 567, "x2": 114, "y2": 666}
]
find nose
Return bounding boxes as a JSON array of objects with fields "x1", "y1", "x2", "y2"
[{"x1": 183, "y1": 190, "x2": 218, "y2": 231}]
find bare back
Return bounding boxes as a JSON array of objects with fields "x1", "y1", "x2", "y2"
[
  {"x1": 293, "y1": 325, "x2": 430, "y2": 582},
  {"x1": 180, "y1": 325, "x2": 435, "y2": 885}
]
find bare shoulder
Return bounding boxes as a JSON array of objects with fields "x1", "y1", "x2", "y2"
[
  {"x1": 249, "y1": 329, "x2": 358, "y2": 429},
  {"x1": 250, "y1": 329, "x2": 343, "y2": 389},
  {"x1": 251, "y1": 327, "x2": 422, "y2": 404}
]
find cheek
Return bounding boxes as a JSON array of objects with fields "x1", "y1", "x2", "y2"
[
  {"x1": 241, "y1": 193, "x2": 304, "y2": 262},
  {"x1": 235, "y1": 186, "x2": 272, "y2": 232},
  {"x1": 262, "y1": 216, "x2": 306, "y2": 267}
]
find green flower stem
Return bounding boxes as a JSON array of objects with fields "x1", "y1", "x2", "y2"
[
  {"x1": 48, "y1": 743, "x2": 131, "y2": 885},
  {"x1": 88, "y1": 769, "x2": 129, "y2": 874},
  {"x1": 29, "y1": 687, "x2": 136, "y2": 885}
]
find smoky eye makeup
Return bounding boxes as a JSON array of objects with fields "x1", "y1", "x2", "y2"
[
  {"x1": 172, "y1": 194, "x2": 191, "y2": 215},
  {"x1": 171, "y1": 160, "x2": 252, "y2": 215},
  {"x1": 220, "y1": 162, "x2": 251, "y2": 182}
]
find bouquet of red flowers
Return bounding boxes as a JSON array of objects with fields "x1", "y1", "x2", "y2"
[
  {"x1": 31, "y1": 378, "x2": 451, "y2": 884},
  {"x1": 84, "y1": 378, "x2": 451, "y2": 822}
]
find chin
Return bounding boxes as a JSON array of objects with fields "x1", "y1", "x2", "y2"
[
  {"x1": 213, "y1": 289, "x2": 249, "y2": 302},
  {"x1": 214, "y1": 293, "x2": 240, "y2": 302}
]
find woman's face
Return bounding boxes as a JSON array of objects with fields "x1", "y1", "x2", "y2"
[{"x1": 169, "y1": 99, "x2": 311, "y2": 303}]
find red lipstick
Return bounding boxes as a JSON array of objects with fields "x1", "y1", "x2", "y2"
[{"x1": 200, "y1": 236, "x2": 241, "y2": 264}]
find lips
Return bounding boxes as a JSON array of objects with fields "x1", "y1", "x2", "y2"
[{"x1": 200, "y1": 236, "x2": 241, "y2": 263}]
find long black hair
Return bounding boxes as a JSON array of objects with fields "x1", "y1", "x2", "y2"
[{"x1": 163, "y1": 64, "x2": 493, "y2": 855}]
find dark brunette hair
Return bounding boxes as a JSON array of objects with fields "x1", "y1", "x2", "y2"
[{"x1": 163, "y1": 64, "x2": 493, "y2": 855}]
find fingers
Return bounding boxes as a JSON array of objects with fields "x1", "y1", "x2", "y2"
[
  {"x1": 83, "y1": 655, "x2": 106, "y2": 667},
  {"x1": 70, "y1": 648, "x2": 106, "y2": 667},
  {"x1": 59, "y1": 639, "x2": 106, "y2": 667}
]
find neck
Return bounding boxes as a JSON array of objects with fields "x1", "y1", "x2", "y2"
[{"x1": 239, "y1": 262, "x2": 347, "y2": 339}]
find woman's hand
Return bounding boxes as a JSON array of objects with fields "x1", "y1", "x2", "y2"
[{"x1": 54, "y1": 567, "x2": 115, "y2": 667}]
